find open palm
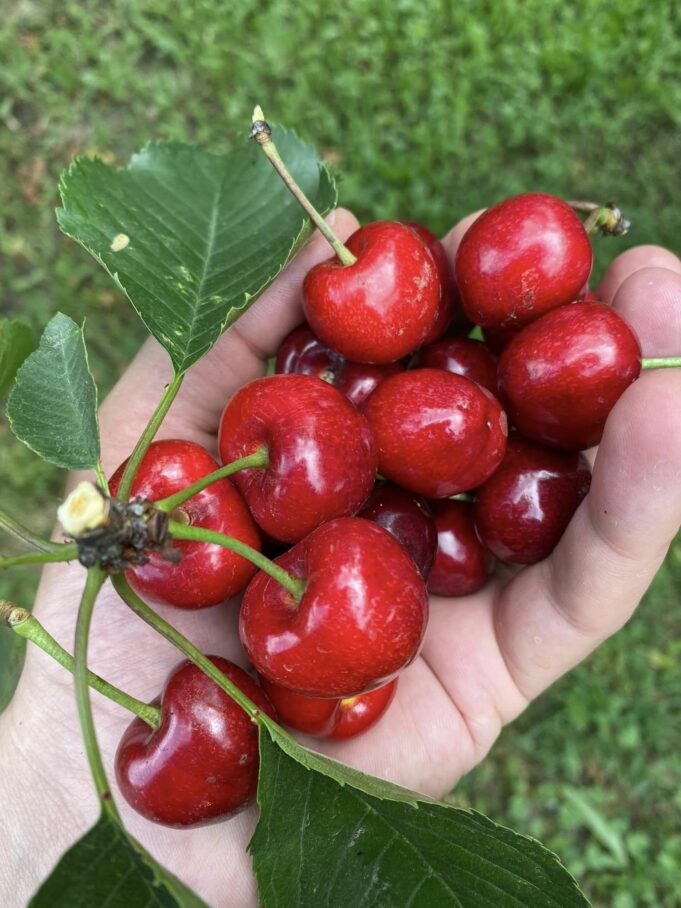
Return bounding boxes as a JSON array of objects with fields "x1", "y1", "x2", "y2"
[{"x1": 4, "y1": 209, "x2": 681, "y2": 908}]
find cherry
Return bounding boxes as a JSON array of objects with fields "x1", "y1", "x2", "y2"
[
  {"x1": 402, "y1": 221, "x2": 458, "y2": 343},
  {"x1": 109, "y1": 440, "x2": 260, "y2": 609},
  {"x1": 218, "y1": 374, "x2": 378, "y2": 543},
  {"x1": 427, "y1": 499, "x2": 494, "y2": 597},
  {"x1": 412, "y1": 335, "x2": 498, "y2": 394},
  {"x1": 303, "y1": 221, "x2": 441, "y2": 364},
  {"x1": 259, "y1": 676, "x2": 397, "y2": 740},
  {"x1": 275, "y1": 323, "x2": 403, "y2": 407},
  {"x1": 115, "y1": 656, "x2": 275, "y2": 828},
  {"x1": 363, "y1": 369, "x2": 508, "y2": 498},
  {"x1": 240, "y1": 517, "x2": 428, "y2": 698},
  {"x1": 455, "y1": 192, "x2": 592, "y2": 329},
  {"x1": 357, "y1": 481, "x2": 437, "y2": 579},
  {"x1": 473, "y1": 436, "x2": 591, "y2": 564},
  {"x1": 497, "y1": 302, "x2": 642, "y2": 450}
]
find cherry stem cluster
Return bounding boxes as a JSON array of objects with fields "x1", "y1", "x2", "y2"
[
  {"x1": 251, "y1": 105, "x2": 357, "y2": 267},
  {"x1": 0, "y1": 601, "x2": 160, "y2": 728},
  {"x1": 0, "y1": 506, "x2": 65, "y2": 553},
  {"x1": 0, "y1": 543, "x2": 79, "y2": 571},
  {"x1": 155, "y1": 447, "x2": 268, "y2": 513},
  {"x1": 168, "y1": 519, "x2": 306, "y2": 601}
]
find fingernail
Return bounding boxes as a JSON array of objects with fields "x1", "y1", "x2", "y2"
[{"x1": 325, "y1": 209, "x2": 336, "y2": 227}]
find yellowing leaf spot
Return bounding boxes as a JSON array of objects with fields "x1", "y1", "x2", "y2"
[{"x1": 110, "y1": 233, "x2": 130, "y2": 252}]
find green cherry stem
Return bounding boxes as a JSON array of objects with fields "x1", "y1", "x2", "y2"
[
  {"x1": 112, "y1": 574, "x2": 265, "y2": 722},
  {"x1": 94, "y1": 460, "x2": 110, "y2": 495},
  {"x1": 641, "y1": 357, "x2": 681, "y2": 370},
  {"x1": 117, "y1": 372, "x2": 184, "y2": 502},
  {"x1": 167, "y1": 520, "x2": 306, "y2": 601},
  {"x1": 74, "y1": 567, "x2": 120, "y2": 815},
  {"x1": 0, "y1": 543, "x2": 79, "y2": 571},
  {"x1": 0, "y1": 507, "x2": 65, "y2": 553},
  {"x1": 566, "y1": 199, "x2": 630, "y2": 237},
  {"x1": 155, "y1": 448, "x2": 268, "y2": 513},
  {"x1": 0, "y1": 602, "x2": 160, "y2": 728},
  {"x1": 250, "y1": 105, "x2": 357, "y2": 267}
]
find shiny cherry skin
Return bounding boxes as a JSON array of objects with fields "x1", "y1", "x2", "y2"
[
  {"x1": 497, "y1": 302, "x2": 642, "y2": 450},
  {"x1": 412, "y1": 335, "x2": 498, "y2": 394},
  {"x1": 303, "y1": 221, "x2": 441, "y2": 364},
  {"x1": 259, "y1": 677, "x2": 398, "y2": 740},
  {"x1": 109, "y1": 440, "x2": 260, "y2": 609},
  {"x1": 455, "y1": 193, "x2": 593, "y2": 329},
  {"x1": 358, "y1": 481, "x2": 437, "y2": 579},
  {"x1": 115, "y1": 656, "x2": 276, "y2": 828},
  {"x1": 427, "y1": 499, "x2": 494, "y2": 597},
  {"x1": 403, "y1": 221, "x2": 458, "y2": 343},
  {"x1": 275, "y1": 323, "x2": 403, "y2": 407},
  {"x1": 474, "y1": 436, "x2": 591, "y2": 564},
  {"x1": 218, "y1": 374, "x2": 378, "y2": 543},
  {"x1": 240, "y1": 517, "x2": 428, "y2": 698},
  {"x1": 363, "y1": 369, "x2": 508, "y2": 498}
]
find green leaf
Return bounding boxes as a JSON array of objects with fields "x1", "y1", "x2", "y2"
[
  {"x1": 250, "y1": 724, "x2": 590, "y2": 908},
  {"x1": 6, "y1": 313, "x2": 100, "y2": 469},
  {"x1": 0, "y1": 319, "x2": 36, "y2": 399},
  {"x1": 30, "y1": 811, "x2": 209, "y2": 908},
  {"x1": 57, "y1": 126, "x2": 337, "y2": 374}
]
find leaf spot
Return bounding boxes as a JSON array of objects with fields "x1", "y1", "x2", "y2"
[{"x1": 110, "y1": 233, "x2": 130, "y2": 252}]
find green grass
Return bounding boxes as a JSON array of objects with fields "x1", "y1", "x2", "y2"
[{"x1": 1, "y1": 1, "x2": 680, "y2": 903}]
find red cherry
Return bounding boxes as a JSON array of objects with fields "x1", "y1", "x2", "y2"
[
  {"x1": 474, "y1": 437, "x2": 591, "y2": 564},
  {"x1": 302, "y1": 221, "x2": 441, "y2": 364},
  {"x1": 275, "y1": 323, "x2": 403, "y2": 407},
  {"x1": 455, "y1": 193, "x2": 593, "y2": 329},
  {"x1": 358, "y1": 482, "x2": 437, "y2": 579},
  {"x1": 497, "y1": 302, "x2": 642, "y2": 450},
  {"x1": 363, "y1": 369, "x2": 508, "y2": 498},
  {"x1": 115, "y1": 656, "x2": 275, "y2": 827},
  {"x1": 109, "y1": 440, "x2": 259, "y2": 609},
  {"x1": 427, "y1": 499, "x2": 494, "y2": 597},
  {"x1": 218, "y1": 374, "x2": 378, "y2": 543},
  {"x1": 412, "y1": 335, "x2": 498, "y2": 394},
  {"x1": 240, "y1": 517, "x2": 428, "y2": 698},
  {"x1": 402, "y1": 222, "x2": 458, "y2": 343},
  {"x1": 259, "y1": 677, "x2": 397, "y2": 740}
]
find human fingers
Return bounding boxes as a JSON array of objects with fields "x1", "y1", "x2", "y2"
[{"x1": 597, "y1": 244, "x2": 681, "y2": 304}]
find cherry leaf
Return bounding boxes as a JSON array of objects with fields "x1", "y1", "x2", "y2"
[
  {"x1": 0, "y1": 319, "x2": 36, "y2": 399},
  {"x1": 30, "y1": 811, "x2": 209, "y2": 907},
  {"x1": 250, "y1": 724, "x2": 590, "y2": 907},
  {"x1": 6, "y1": 313, "x2": 100, "y2": 470},
  {"x1": 56, "y1": 126, "x2": 337, "y2": 375}
]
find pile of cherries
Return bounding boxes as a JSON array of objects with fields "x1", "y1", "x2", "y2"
[{"x1": 110, "y1": 191, "x2": 644, "y2": 828}]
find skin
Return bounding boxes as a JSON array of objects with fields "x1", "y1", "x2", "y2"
[{"x1": 2, "y1": 210, "x2": 681, "y2": 908}]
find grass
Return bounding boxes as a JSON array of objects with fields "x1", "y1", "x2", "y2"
[{"x1": 1, "y1": 1, "x2": 680, "y2": 903}]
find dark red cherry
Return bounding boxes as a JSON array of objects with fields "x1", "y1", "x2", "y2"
[
  {"x1": 240, "y1": 517, "x2": 428, "y2": 698},
  {"x1": 412, "y1": 335, "x2": 498, "y2": 394},
  {"x1": 109, "y1": 440, "x2": 260, "y2": 609},
  {"x1": 403, "y1": 222, "x2": 458, "y2": 343},
  {"x1": 303, "y1": 221, "x2": 441, "y2": 364},
  {"x1": 497, "y1": 302, "x2": 642, "y2": 450},
  {"x1": 275, "y1": 323, "x2": 403, "y2": 407},
  {"x1": 115, "y1": 656, "x2": 275, "y2": 827},
  {"x1": 259, "y1": 676, "x2": 398, "y2": 740},
  {"x1": 427, "y1": 499, "x2": 494, "y2": 597},
  {"x1": 363, "y1": 369, "x2": 508, "y2": 498},
  {"x1": 218, "y1": 374, "x2": 378, "y2": 543},
  {"x1": 455, "y1": 193, "x2": 593, "y2": 329},
  {"x1": 358, "y1": 481, "x2": 437, "y2": 579},
  {"x1": 474, "y1": 437, "x2": 591, "y2": 564}
]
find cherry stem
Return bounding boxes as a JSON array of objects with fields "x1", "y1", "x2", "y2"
[
  {"x1": 0, "y1": 506, "x2": 65, "y2": 553},
  {"x1": 641, "y1": 357, "x2": 681, "y2": 370},
  {"x1": 0, "y1": 601, "x2": 160, "y2": 729},
  {"x1": 116, "y1": 372, "x2": 184, "y2": 501},
  {"x1": 0, "y1": 543, "x2": 79, "y2": 571},
  {"x1": 94, "y1": 460, "x2": 110, "y2": 495},
  {"x1": 74, "y1": 567, "x2": 121, "y2": 816},
  {"x1": 250, "y1": 105, "x2": 357, "y2": 267},
  {"x1": 565, "y1": 199, "x2": 630, "y2": 237},
  {"x1": 168, "y1": 520, "x2": 306, "y2": 602},
  {"x1": 112, "y1": 574, "x2": 266, "y2": 723},
  {"x1": 155, "y1": 448, "x2": 269, "y2": 513}
]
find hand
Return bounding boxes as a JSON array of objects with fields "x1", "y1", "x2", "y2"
[{"x1": 2, "y1": 211, "x2": 681, "y2": 908}]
